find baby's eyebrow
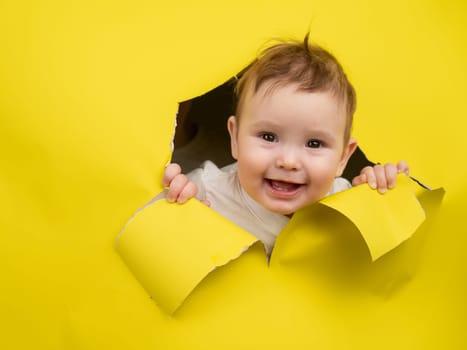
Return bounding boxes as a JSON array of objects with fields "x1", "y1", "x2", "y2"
[
  {"x1": 249, "y1": 120, "x2": 282, "y2": 129},
  {"x1": 306, "y1": 129, "x2": 336, "y2": 141}
]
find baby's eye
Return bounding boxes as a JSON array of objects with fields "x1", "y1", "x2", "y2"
[
  {"x1": 307, "y1": 139, "x2": 322, "y2": 148},
  {"x1": 260, "y1": 133, "x2": 277, "y2": 142}
]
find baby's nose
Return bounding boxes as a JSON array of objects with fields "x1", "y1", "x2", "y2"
[{"x1": 275, "y1": 148, "x2": 301, "y2": 170}]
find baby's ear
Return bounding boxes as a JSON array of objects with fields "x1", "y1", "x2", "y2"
[
  {"x1": 336, "y1": 137, "x2": 358, "y2": 177},
  {"x1": 227, "y1": 116, "x2": 239, "y2": 160}
]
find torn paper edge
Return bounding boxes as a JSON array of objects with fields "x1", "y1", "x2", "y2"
[
  {"x1": 115, "y1": 191, "x2": 167, "y2": 249},
  {"x1": 115, "y1": 193, "x2": 261, "y2": 315},
  {"x1": 318, "y1": 177, "x2": 434, "y2": 261},
  {"x1": 170, "y1": 240, "x2": 262, "y2": 315}
]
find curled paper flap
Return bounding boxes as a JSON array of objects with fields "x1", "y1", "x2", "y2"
[
  {"x1": 319, "y1": 174, "x2": 429, "y2": 260},
  {"x1": 270, "y1": 176, "x2": 444, "y2": 266},
  {"x1": 116, "y1": 175, "x2": 443, "y2": 314},
  {"x1": 116, "y1": 198, "x2": 258, "y2": 314},
  {"x1": 321, "y1": 174, "x2": 444, "y2": 261}
]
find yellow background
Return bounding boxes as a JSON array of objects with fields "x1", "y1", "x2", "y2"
[{"x1": 1, "y1": 0, "x2": 466, "y2": 348}]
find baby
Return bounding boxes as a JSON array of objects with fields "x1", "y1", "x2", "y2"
[{"x1": 163, "y1": 35, "x2": 408, "y2": 254}]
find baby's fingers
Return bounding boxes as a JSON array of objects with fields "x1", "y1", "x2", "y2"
[
  {"x1": 356, "y1": 165, "x2": 390, "y2": 193},
  {"x1": 383, "y1": 163, "x2": 398, "y2": 190},
  {"x1": 356, "y1": 166, "x2": 378, "y2": 189},
  {"x1": 163, "y1": 163, "x2": 182, "y2": 187},
  {"x1": 397, "y1": 160, "x2": 410, "y2": 176},
  {"x1": 351, "y1": 173, "x2": 368, "y2": 187},
  {"x1": 353, "y1": 161, "x2": 409, "y2": 194},
  {"x1": 177, "y1": 181, "x2": 198, "y2": 204},
  {"x1": 200, "y1": 199, "x2": 211, "y2": 207},
  {"x1": 166, "y1": 173, "x2": 189, "y2": 203},
  {"x1": 370, "y1": 164, "x2": 390, "y2": 193}
]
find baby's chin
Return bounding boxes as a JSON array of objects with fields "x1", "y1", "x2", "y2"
[
  {"x1": 261, "y1": 202, "x2": 302, "y2": 217},
  {"x1": 260, "y1": 197, "x2": 324, "y2": 217}
]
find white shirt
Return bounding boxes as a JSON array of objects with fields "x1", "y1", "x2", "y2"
[{"x1": 187, "y1": 161, "x2": 351, "y2": 255}]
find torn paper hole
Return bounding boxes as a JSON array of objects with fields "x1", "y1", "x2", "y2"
[
  {"x1": 170, "y1": 72, "x2": 375, "y2": 180},
  {"x1": 170, "y1": 77, "x2": 237, "y2": 173}
]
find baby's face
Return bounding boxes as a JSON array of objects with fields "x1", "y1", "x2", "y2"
[{"x1": 228, "y1": 82, "x2": 355, "y2": 215}]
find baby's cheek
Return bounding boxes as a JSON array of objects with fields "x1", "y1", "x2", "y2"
[
  {"x1": 239, "y1": 153, "x2": 264, "y2": 173},
  {"x1": 311, "y1": 166, "x2": 338, "y2": 193}
]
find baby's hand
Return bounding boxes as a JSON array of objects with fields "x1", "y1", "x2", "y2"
[
  {"x1": 162, "y1": 163, "x2": 198, "y2": 204},
  {"x1": 352, "y1": 161, "x2": 409, "y2": 194},
  {"x1": 162, "y1": 163, "x2": 210, "y2": 206}
]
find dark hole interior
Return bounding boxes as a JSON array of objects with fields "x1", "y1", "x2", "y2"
[{"x1": 171, "y1": 73, "x2": 375, "y2": 180}]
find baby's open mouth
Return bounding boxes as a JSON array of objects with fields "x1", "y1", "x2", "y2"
[{"x1": 266, "y1": 179, "x2": 302, "y2": 192}]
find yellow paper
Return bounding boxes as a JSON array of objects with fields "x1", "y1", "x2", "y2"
[
  {"x1": 116, "y1": 198, "x2": 258, "y2": 314},
  {"x1": 1, "y1": 0, "x2": 466, "y2": 349},
  {"x1": 117, "y1": 176, "x2": 443, "y2": 314},
  {"x1": 320, "y1": 175, "x2": 426, "y2": 260}
]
